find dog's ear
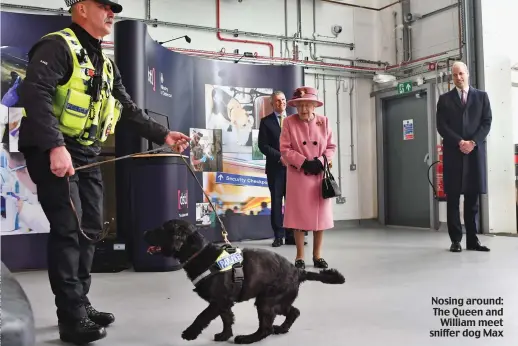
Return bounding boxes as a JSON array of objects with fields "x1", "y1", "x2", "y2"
[
  {"x1": 169, "y1": 223, "x2": 190, "y2": 251},
  {"x1": 143, "y1": 224, "x2": 164, "y2": 246},
  {"x1": 180, "y1": 220, "x2": 198, "y2": 233},
  {"x1": 162, "y1": 219, "x2": 178, "y2": 232}
]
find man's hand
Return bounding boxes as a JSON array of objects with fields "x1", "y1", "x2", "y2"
[
  {"x1": 165, "y1": 131, "x2": 191, "y2": 153},
  {"x1": 459, "y1": 140, "x2": 475, "y2": 154},
  {"x1": 280, "y1": 156, "x2": 287, "y2": 166},
  {"x1": 49, "y1": 146, "x2": 75, "y2": 177}
]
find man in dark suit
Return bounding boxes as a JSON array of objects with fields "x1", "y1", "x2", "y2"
[
  {"x1": 258, "y1": 91, "x2": 301, "y2": 247},
  {"x1": 436, "y1": 61, "x2": 492, "y2": 253}
]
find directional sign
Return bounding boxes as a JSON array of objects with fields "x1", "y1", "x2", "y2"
[
  {"x1": 397, "y1": 81, "x2": 412, "y2": 94},
  {"x1": 215, "y1": 172, "x2": 268, "y2": 188}
]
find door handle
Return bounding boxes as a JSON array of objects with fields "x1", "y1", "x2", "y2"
[{"x1": 423, "y1": 153, "x2": 430, "y2": 164}]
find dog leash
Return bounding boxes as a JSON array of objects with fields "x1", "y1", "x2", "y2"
[{"x1": 72, "y1": 145, "x2": 231, "y2": 245}]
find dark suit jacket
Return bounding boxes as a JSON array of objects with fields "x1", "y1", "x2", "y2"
[
  {"x1": 436, "y1": 87, "x2": 492, "y2": 195},
  {"x1": 258, "y1": 112, "x2": 286, "y2": 175}
]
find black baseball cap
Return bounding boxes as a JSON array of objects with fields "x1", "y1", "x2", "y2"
[{"x1": 65, "y1": 0, "x2": 123, "y2": 14}]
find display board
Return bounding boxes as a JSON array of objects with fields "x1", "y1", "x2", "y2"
[
  {"x1": 114, "y1": 19, "x2": 304, "y2": 245},
  {"x1": 0, "y1": 13, "x2": 304, "y2": 271},
  {"x1": 1, "y1": 11, "x2": 74, "y2": 270}
]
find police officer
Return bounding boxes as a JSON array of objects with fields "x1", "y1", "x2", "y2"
[{"x1": 17, "y1": 0, "x2": 190, "y2": 344}]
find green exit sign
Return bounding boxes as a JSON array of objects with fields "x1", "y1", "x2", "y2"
[{"x1": 397, "y1": 81, "x2": 412, "y2": 94}]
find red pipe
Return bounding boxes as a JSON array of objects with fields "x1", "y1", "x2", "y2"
[
  {"x1": 102, "y1": 41, "x2": 453, "y2": 73},
  {"x1": 215, "y1": 0, "x2": 274, "y2": 57},
  {"x1": 383, "y1": 51, "x2": 451, "y2": 70},
  {"x1": 321, "y1": 0, "x2": 402, "y2": 11}
]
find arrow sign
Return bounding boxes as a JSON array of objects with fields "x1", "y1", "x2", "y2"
[
  {"x1": 397, "y1": 81, "x2": 413, "y2": 94},
  {"x1": 214, "y1": 172, "x2": 268, "y2": 188}
]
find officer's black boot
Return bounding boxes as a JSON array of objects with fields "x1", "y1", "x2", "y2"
[
  {"x1": 59, "y1": 317, "x2": 107, "y2": 344},
  {"x1": 85, "y1": 304, "x2": 115, "y2": 327}
]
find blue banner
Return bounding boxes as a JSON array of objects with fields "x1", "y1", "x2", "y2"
[{"x1": 215, "y1": 172, "x2": 268, "y2": 188}]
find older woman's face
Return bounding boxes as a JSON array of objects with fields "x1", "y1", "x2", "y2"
[{"x1": 295, "y1": 101, "x2": 316, "y2": 119}]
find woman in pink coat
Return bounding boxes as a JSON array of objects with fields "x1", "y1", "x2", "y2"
[{"x1": 280, "y1": 86, "x2": 336, "y2": 269}]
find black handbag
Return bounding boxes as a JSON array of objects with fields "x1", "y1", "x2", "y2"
[{"x1": 321, "y1": 155, "x2": 341, "y2": 199}]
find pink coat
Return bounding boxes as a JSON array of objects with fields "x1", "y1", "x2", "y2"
[{"x1": 280, "y1": 113, "x2": 336, "y2": 231}]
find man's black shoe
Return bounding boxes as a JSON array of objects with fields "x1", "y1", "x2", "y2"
[
  {"x1": 450, "y1": 242, "x2": 462, "y2": 252},
  {"x1": 272, "y1": 238, "x2": 283, "y2": 247},
  {"x1": 86, "y1": 304, "x2": 115, "y2": 327},
  {"x1": 467, "y1": 243, "x2": 490, "y2": 252},
  {"x1": 59, "y1": 317, "x2": 106, "y2": 344}
]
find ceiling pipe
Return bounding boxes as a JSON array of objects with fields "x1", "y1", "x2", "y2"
[
  {"x1": 102, "y1": 42, "x2": 374, "y2": 72},
  {"x1": 284, "y1": 0, "x2": 290, "y2": 58},
  {"x1": 215, "y1": 0, "x2": 274, "y2": 57},
  {"x1": 145, "y1": 0, "x2": 150, "y2": 20},
  {"x1": 1, "y1": 2, "x2": 458, "y2": 75},
  {"x1": 101, "y1": 41, "x2": 458, "y2": 75},
  {"x1": 406, "y1": 2, "x2": 459, "y2": 23},
  {"x1": 401, "y1": 0, "x2": 411, "y2": 62},
  {"x1": 458, "y1": 0, "x2": 465, "y2": 62},
  {"x1": 335, "y1": 77, "x2": 343, "y2": 191},
  {"x1": 348, "y1": 78, "x2": 355, "y2": 169},
  {"x1": 0, "y1": 3, "x2": 354, "y2": 49},
  {"x1": 297, "y1": 0, "x2": 302, "y2": 38},
  {"x1": 319, "y1": 54, "x2": 388, "y2": 66},
  {"x1": 321, "y1": 0, "x2": 403, "y2": 11},
  {"x1": 310, "y1": 0, "x2": 324, "y2": 62}
]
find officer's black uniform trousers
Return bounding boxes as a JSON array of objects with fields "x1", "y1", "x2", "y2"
[{"x1": 24, "y1": 148, "x2": 103, "y2": 322}]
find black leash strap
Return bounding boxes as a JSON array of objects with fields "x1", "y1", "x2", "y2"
[
  {"x1": 177, "y1": 154, "x2": 230, "y2": 244},
  {"x1": 74, "y1": 145, "x2": 172, "y2": 171},
  {"x1": 74, "y1": 145, "x2": 231, "y2": 245}
]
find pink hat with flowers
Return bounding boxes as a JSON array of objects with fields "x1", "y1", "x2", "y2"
[{"x1": 287, "y1": 86, "x2": 324, "y2": 108}]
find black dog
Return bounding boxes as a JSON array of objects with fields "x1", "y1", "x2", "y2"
[{"x1": 144, "y1": 219, "x2": 345, "y2": 344}]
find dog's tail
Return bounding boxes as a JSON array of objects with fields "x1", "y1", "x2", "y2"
[{"x1": 299, "y1": 268, "x2": 345, "y2": 284}]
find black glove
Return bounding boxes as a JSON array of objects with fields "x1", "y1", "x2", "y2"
[{"x1": 301, "y1": 159, "x2": 324, "y2": 175}]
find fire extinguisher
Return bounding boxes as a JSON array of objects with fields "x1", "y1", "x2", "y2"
[
  {"x1": 428, "y1": 138, "x2": 447, "y2": 201},
  {"x1": 436, "y1": 140, "x2": 446, "y2": 200}
]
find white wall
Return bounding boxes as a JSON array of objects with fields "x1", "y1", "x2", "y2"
[
  {"x1": 2, "y1": 0, "x2": 468, "y2": 223},
  {"x1": 513, "y1": 72, "x2": 518, "y2": 144},
  {"x1": 377, "y1": 0, "x2": 460, "y2": 66},
  {"x1": 477, "y1": 0, "x2": 517, "y2": 233}
]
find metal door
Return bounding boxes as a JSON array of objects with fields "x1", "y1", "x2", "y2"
[{"x1": 383, "y1": 95, "x2": 430, "y2": 228}]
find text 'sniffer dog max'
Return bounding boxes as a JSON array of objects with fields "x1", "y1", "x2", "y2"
[{"x1": 144, "y1": 219, "x2": 346, "y2": 344}]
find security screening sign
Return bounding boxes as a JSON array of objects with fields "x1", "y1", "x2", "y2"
[
  {"x1": 403, "y1": 119, "x2": 414, "y2": 140},
  {"x1": 215, "y1": 172, "x2": 268, "y2": 188}
]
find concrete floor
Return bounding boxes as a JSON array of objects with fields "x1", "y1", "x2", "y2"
[{"x1": 13, "y1": 226, "x2": 518, "y2": 346}]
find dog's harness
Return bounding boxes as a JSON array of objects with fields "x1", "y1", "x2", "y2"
[{"x1": 190, "y1": 244, "x2": 245, "y2": 298}]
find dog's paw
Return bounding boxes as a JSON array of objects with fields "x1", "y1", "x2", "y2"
[
  {"x1": 273, "y1": 325, "x2": 288, "y2": 334},
  {"x1": 214, "y1": 331, "x2": 233, "y2": 341},
  {"x1": 182, "y1": 327, "x2": 200, "y2": 341},
  {"x1": 234, "y1": 335, "x2": 253, "y2": 344}
]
